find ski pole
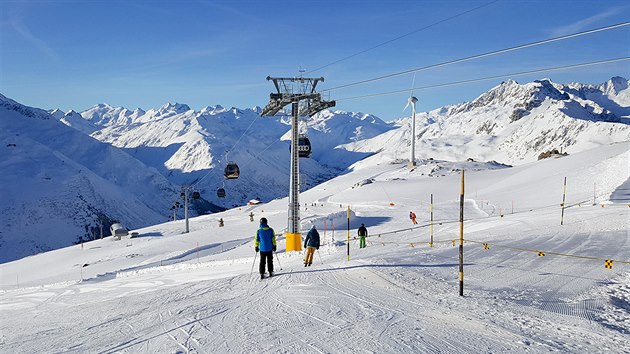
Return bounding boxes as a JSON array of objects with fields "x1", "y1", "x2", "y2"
[
  {"x1": 317, "y1": 249, "x2": 323, "y2": 265},
  {"x1": 250, "y1": 252, "x2": 258, "y2": 278},
  {"x1": 274, "y1": 251, "x2": 282, "y2": 270}
]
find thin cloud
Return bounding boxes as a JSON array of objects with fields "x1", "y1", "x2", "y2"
[
  {"x1": 9, "y1": 16, "x2": 59, "y2": 61},
  {"x1": 549, "y1": 6, "x2": 628, "y2": 36}
]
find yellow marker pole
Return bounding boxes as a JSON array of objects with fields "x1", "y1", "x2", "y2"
[
  {"x1": 459, "y1": 170, "x2": 465, "y2": 297},
  {"x1": 561, "y1": 177, "x2": 567, "y2": 225},
  {"x1": 429, "y1": 194, "x2": 434, "y2": 247},
  {"x1": 347, "y1": 206, "x2": 351, "y2": 261}
]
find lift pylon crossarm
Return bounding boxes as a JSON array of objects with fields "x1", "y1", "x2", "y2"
[
  {"x1": 302, "y1": 98, "x2": 336, "y2": 117},
  {"x1": 262, "y1": 77, "x2": 333, "y2": 117}
]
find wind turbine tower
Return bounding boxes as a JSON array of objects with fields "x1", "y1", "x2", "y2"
[{"x1": 404, "y1": 92, "x2": 418, "y2": 170}]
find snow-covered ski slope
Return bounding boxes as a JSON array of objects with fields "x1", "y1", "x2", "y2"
[{"x1": 1, "y1": 142, "x2": 628, "y2": 352}]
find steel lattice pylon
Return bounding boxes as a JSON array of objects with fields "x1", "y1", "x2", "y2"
[{"x1": 261, "y1": 76, "x2": 335, "y2": 252}]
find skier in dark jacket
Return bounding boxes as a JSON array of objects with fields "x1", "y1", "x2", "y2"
[
  {"x1": 303, "y1": 225, "x2": 320, "y2": 266},
  {"x1": 358, "y1": 223, "x2": 368, "y2": 248},
  {"x1": 254, "y1": 217, "x2": 276, "y2": 279}
]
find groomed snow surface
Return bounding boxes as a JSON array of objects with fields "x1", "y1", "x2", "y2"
[{"x1": 1, "y1": 142, "x2": 629, "y2": 353}]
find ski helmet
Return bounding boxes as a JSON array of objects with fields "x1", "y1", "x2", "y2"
[{"x1": 260, "y1": 217, "x2": 268, "y2": 224}]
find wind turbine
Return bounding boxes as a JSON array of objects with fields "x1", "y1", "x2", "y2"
[{"x1": 403, "y1": 74, "x2": 418, "y2": 170}]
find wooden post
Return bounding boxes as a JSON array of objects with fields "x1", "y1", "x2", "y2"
[
  {"x1": 429, "y1": 194, "x2": 434, "y2": 247},
  {"x1": 332, "y1": 220, "x2": 335, "y2": 243},
  {"x1": 347, "y1": 206, "x2": 350, "y2": 261},
  {"x1": 561, "y1": 177, "x2": 567, "y2": 225},
  {"x1": 459, "y1": 170, "x2": 465, "y2": 297}
]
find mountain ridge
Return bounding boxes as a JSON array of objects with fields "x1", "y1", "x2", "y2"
[{"x1": 1, "y1": 76, "x2": 627, "y2": 262}]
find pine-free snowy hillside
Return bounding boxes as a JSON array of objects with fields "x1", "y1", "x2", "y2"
[
  {"x1": 0, "y1": 142, "x2": 628, "y2": 353},
  {"x1": 349, "y1": 77, "x2": 630, "y2": 166},
  {"x1": 71, "y1": 103, "x2": 395, "y2": 209},
  {"x1": 0, "y1": 95, "x2": 179, "y2": 263}
]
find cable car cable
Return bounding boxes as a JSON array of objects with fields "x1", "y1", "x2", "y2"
[
  {"x1": 192, "y1": 113, "x2": 263, "y2": 188},
  {"x1": 322, "y1": 22, "x2": 630, "y2": 93},
  {"x1": 307, "y1": 0, "x2": 500, "y2": 74},
  {"x1": 333, "y1": 57, "x2": 630, "y2": 102}
]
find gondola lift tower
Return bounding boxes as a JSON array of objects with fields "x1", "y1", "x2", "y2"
[{"x1": 261, "y1": 75, "x2": 335, "y2": 252}]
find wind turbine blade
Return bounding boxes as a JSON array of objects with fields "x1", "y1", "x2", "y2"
[
  {"x1": 410, "y1": 72, "x2": 417, "y2": 97},
  {"x1": 403, "y1": 101, "x2": 410, "y2": 112}
]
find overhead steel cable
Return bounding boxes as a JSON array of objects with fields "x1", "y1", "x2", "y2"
[
  {"x1": 334, "y1": 57, "x2": 630, "y2": 102},
  {"x1": 192, "y1": 111, "x2": 262, "y2": 188},
  {"x1": 306, "y1": 0, "x2": 500, "y2": 74},
  {"x1": 322, "y1": 22, "x2": 630, "y2": 93}
]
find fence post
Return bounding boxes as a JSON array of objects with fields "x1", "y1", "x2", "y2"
[
  {"x1": 561, "y1": 177, "x2": 567, "y2": 225},
  {"x1": 429, "y1": 194, "x2": 434, "y2": 247},
  {"x1": 347, "y1": 206, "x2": 351, "y2": 261},
  {"x1": 459, "y1": 170, "x2": 465, "y2": 297}
]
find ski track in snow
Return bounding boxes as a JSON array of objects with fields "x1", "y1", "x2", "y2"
[{"x1": 1, "y1": 143, "x2": 629, "y2": 352}]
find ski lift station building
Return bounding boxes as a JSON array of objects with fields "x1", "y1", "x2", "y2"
[{"x1": 110, "y1": 223, "x2": 129, "y2": 238}]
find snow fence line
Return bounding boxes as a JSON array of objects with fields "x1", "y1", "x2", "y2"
[
  {"x1": 0, "y1": 279, "x2": 79, "y2": 294},
  {"x1": 115, "y1": 256, "x2": 255, "y2": 279}
]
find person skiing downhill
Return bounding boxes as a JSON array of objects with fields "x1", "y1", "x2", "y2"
[
  {"x1": 254, "y1": 217, "x2": 276, "y2": 279},
  {"x1": 409, "y1": 211, "x2": 418, "y2": 225},
  {"x1": 303, "y1": 225, "x2": 320, "y2": 266},
  {"x1": 358, "y1": 223, "x2": 368, "y2": 248}
]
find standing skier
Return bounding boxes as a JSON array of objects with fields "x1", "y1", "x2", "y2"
[
  {"x1": 409, "y1": 211, "x2": 418, "y2": 225},
  {"x1": 303, "y1": 225, "x2": 320, "y2": 267},
  {"x1": 358, "y1": 223, "x2": 368, "y2": 248},
  {"x1": 254, "y1": 217, "x2": 276, "y2": 279}
]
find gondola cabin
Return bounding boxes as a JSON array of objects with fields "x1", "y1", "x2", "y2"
[
  {"x1": 192, "y1": 191, "x2": 201, "y2": 199},
  {"x1": 217, "y1": 188, "x2": 226, "y2": 198},
  {"x1": 298, "y1": 134, "x2": 312, "y2": 158},
  {"x1": 224, "y1": 162, "x2": 240, "y2": 179}
]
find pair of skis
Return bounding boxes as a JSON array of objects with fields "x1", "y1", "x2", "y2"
[{"x1": 251, "y1": 251, "x2": 282, "y2": 280}]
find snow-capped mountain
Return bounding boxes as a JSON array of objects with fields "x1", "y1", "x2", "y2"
[
  {"x1": 348, "y1": 77, "x2": 630, "y2": 166},
  {"x1": 4, "y1": 76, "x2": 628, "y2": 262},
  {"x1": 59, "y1": 110, "x2": 99, "y2": 134},
  {"x1": 73, "y1": 103, "x2": 395, "y2": 210},
  {"x1": 1, "y1": 94, "x2": 179, "y2": 263}
]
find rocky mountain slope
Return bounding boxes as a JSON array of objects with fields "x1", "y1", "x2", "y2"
[
  {"x1": 346, "y1": 77, "x2": 629, "y2": 168},
  {"x1": 2, "y1": 76, "x2": 627, "y2": 263},
  {"x1": 0, "y1": 95, "x2": 178, "y2": 262}
]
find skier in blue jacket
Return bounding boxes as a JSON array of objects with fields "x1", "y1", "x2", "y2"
[
  {"x1": 303, "y1": 225, "x2": 320, "y2": 267},
  {"x1": 254, "y1": 217, "x2": 276, "y2": 279}
]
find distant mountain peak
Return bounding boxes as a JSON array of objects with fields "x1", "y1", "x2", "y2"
[
  {"x1": 158, "y1": 102, "x2": 191, "y2": 115},
  {"x1": 603, "y1": 76, "x2": 629, "y2": 95},
  {"x1": 49, "y1": 108, "x2": 66, "y2": 119}
]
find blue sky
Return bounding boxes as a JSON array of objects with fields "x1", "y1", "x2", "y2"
[{"x1": 1, "y1": 0, "x2": 628, "y2": 121}]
